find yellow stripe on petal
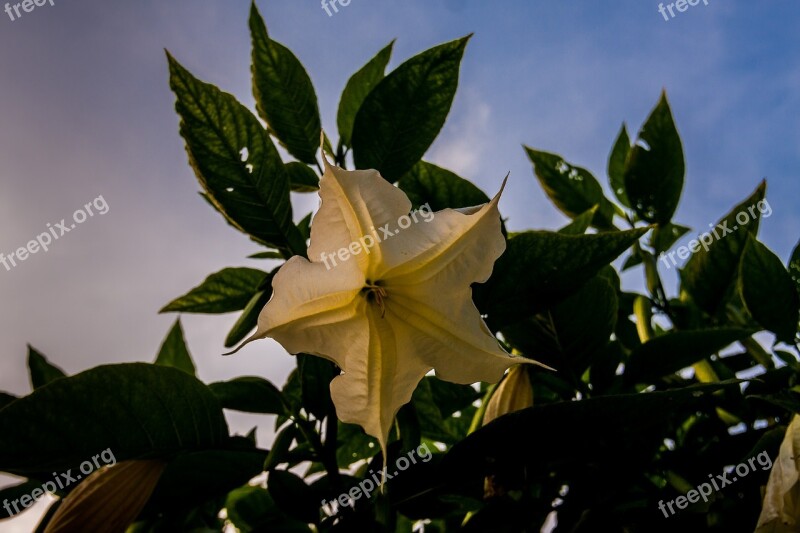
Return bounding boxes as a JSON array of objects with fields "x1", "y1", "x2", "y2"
[{"x1": 330, "y1": 305, "x2": 431, "y2": 460}]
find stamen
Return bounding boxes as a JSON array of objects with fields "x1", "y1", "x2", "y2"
[{"x1": 363, "y1": 282, "x2": 388, "y2": 318}]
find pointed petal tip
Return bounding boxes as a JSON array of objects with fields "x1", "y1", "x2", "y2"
[
  {"x1": 489, "y1": 172, "x2": 510, "y2": 205},
  {"x1": 517, "y1": 356, "x2": 555, "y2": 372},
  {"x1": 320, "y1": 130, "x2": 334, "y2": 171},
  {"x1": 221, "y1": 330, "x2": 267, "y2": 356}
]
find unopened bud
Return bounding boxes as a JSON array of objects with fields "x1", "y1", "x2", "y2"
[{"x1": 482, "y1": 364, "x2": 533, "y2": 426}]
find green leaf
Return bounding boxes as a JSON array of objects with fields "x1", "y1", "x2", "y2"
[
  {"x1": 250, "y1": 3, "x2": 321, "y2": 165},
  {"x1": 337, "y1": 40, "x2": 394, "y2": 148},
  {"x1": 297, "y1": 212, "x2": 312, "y2": 242},
  {"x1": 167, "y1": 53, "x2": 304, "y2": 255},
  {"x1": 141, "y1": 448, "x2": 268, "y2": 519},
  {"x1": 789, "y1": 238, "x2": 800, "y2": 296},
  {"x1": 225, "y1": 288, "x2": 273, "y2": 348},
  {"x1": 442, "y1": 383, "x2": 736, "y2": 481},
  {"x1": 624, "y1": 328, "x2": 755, "y2": 384},
  {"x1": 285, "y1": 162, "x2": 319, "y2": 192},
  {"x1": 739, "y1": 236, "x2": 800, "y2": 343},
  {"x1": 680, "y1": 181, "x2": 766, "y2": 316},
  {"x1": 621, "y1": 251, "x2": 643, "y2": 271},
  {"x1": 503, "y1": 275, "x2": 617, "y2": 375},
  {"x1": 209, "y1": 377, "x2": 285, "y2": 415},
  {"x1": 525, "y1": 147, "x2": 617, "y2": 229},
  {"x1": 268, "y1": 470, "x2": 319, "y2": 524},
  {"x1": 558, "y1": 206, "x2": 598, "y2": 235},
  {"x1": 154, "y1": 319, "x2": 196, "y2": 376},
  {"x1": 398, "y1": 160, "x2": 489, "y2": 211},
  {"x1": 160, "y1": 267, "x2": 268, "y2": 314},
  {"x1": 623, "y1": 91, "x2": 684, "y2": 224},
  {"x1": 337, "y1": 422, "x2": 379, "y2": 467},
  {"x1": 475, "y1": 228, "x2": 648, "y2": 330},
  {"x1": 0, "y1": 363, "x2": 228, "y2": 477},
  {"x1": 298, "y1": 354, "x2": 335, "y2": 419},
  {"x1": 352, "y1": 36, "x2": 470, "y2": 180},
  {"x1": 0, "y1": 392, "x2": 16, "y2": 410},
  {"x1": 427, "y1": 377, "x2": 480, "y2": 416},
  {"x1": 249, "y1": 251, "x2": 284, "y2": 260},
  {"x1": 0, "y1": 480, "x2": 40, "y2": 519},
  {"x1": 652, "y1": 222, "x2": 690, "y2": 254},
  {"x1": 276, "y1": 370, "x2": 302, "y2": 430},
  {"x1": 411, "y1": 378, "x2": 458, "y2": 444},
  {"x1": 226, "y1": 485, "x2": 311, "y2": 532},
  {"x1": 264, "y1": 424, "x2": 299, "y2": 470},
  {"x1": 589, "y1": 341, "x2": 625, "y2": 395},
  {"x1": 412, "y1": 377, "x2": 479, "y2": 445},
  {"x1": 608, "y1": 123, "x2": 631, "y2": 207},
  {"x1": 27, "y1": 346, "x2": 66, "y2": 390}
]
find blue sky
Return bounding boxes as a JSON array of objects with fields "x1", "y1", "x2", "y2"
[{"x1": 0, "y1": 1, "x2": 798, "y2": 529}]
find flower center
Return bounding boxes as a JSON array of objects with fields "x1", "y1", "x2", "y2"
[{"x1": 362, "y1": 281, "x2": 387, "y2": 317}]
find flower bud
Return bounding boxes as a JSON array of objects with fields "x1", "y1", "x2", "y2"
[{"x1": 482, "y1": 364, "x2": 533, "y2": 426}]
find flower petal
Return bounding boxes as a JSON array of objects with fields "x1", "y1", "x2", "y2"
[
  {"x1": 234, "y1": 256, "x2": 366, "y2": 370},
  {"x1": 386, "y1": 290, "x2": 540, "y2": 384},
  {"x1": 756, "y1": 414, "x2": 800, "y2": 532},
  {"x1": 330, "y1": 305, "x2": 432, "y2": 458},
  {"x1": 308, "y1": 161, "x2": 411, "y2": 278},
  {"x1": 482, "y1": 364, "x2": 533, "y2": 425},
  {"x1": 377, "y1": 180, "x2": 506, "y2": 285}
]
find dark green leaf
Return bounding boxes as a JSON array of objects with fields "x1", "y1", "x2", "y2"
[
  {"x1": 0, "y1": 480, "x2": 41, "y2": 519},
  {"x1": 652, "y1": 223, "x2": 690, "y2": 254},
  {"x1": 160, "y1": 267, "x2": 268, "y2": 314},
  {"x1": 250, "y1": 3, "x2": 321, "y2": 165},
  {"x1": 739, "y1": 236, "x2": 800, "y2": 343},
  {"x1": 337, "y1": 40, "x2": 394, "y2": 148},
  {"x1": 225, "y1": 288, "x2": 272, "y2": 348},
  {"x1": 558, "y1": 206, "x2": 597, "y2": 235},
  {"x1": 27, "y1": 346, "x2": 66, "y2": 390},
  {"x1": 276, "y1": 370, "x2": 302, "y2": 430},
  {"x1": 264, "y1": 424, "x2": 299, "y2": 470},
  {"x1": 398, "y1": 160, "x2": 489, "y2": 211},
  {"x1": 680, "y1": 181, "x2": 766, "y2": 316},
  {"x1": 297, "y1": 212, "x2": 312, "y2": 242},
  {"x1": 442, "y1": 383, "x2": 735, "y2": 481},
  {"x1": 268, "y1": 470, "x2": 319, "y2": 524},
  {"x1": 167, "y1": 53, "x2": 304, "y2": 254},
  {"x1": 503, "y1": 275, "x2": 617, "y2": 374},
  {"x1": 624, "y1": 328, "x2": 755, "y2": 384},
  {"x1": 623, "y1": 91, "x2": 684, "y2": 224},
  {"x1": 525, "y1": 147, "x2": 616, "y2": 229},
  {"x1": 411, "y1": 378, "x2": 458, "y2": 443},
  {"x1": 0, "y1": 363, "x2": 228, "y2": 477},
  {"x1": 337, "y1": 422, "x2": 379, "y2": 467},
  {"x1": 141, "y1": 448, "x2": 267, "y2": 519},
  {"x1": 285, "y1": 162, "x2": 319, "y2": 192},
  {"x1": 621, "y1": 251, "x2": 643, "y2": 271},
  {"x1": 298, "y1": 354, "x2": 335, "y2": 419},
  {"x1": 209, "y1": 376, "x2": 285, "y2": 415},
  {"x1": 249, "y1": 251, "x2": 284, "y2": 260},
  {"x1": 475, "y1": 228, "x2": 647, "y2": 330},
  {"x1": 789, "y1": 238, "x2": 800, "y2": 296},
  {"x1": 589, "y1": 341, "x2": 624, "y2": 394},
  {"x1": 154, "y1": 319, "x2": 196, "y2": 376},
  {"x1": 608, "y1": 123, "x2": 631, "y2": 207},
  {"x1": 749, "y1": 391, "x2": 800, "y2": 414},
  {"x1": 0, "y1": 392, "x2": 16, "y2": 410},
  {"x1": 226, "y1": 485, "x2": 311, "y2": 532},
  {"x1": 615, "y1": 292, "x2": 643, "y2": 351},
  {"x1": 352, "y1": 36, "x2": 470, "y2": 180},
  {"x1": 427, "y1": 377, "x2": 480, "y2": 417}
]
